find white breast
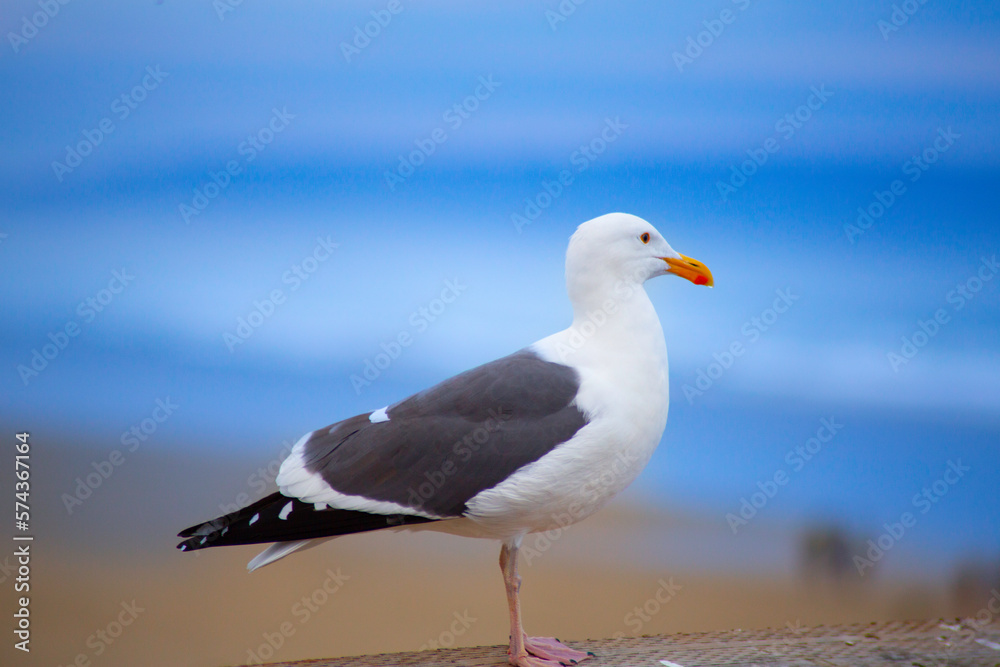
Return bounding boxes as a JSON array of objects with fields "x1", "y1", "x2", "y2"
[{"x1": 462, "y1": 289, "x2": 669, "y2": 540}]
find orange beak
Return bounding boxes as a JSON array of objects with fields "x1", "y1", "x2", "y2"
[{"x1": 663, "y1": 254, "x2": 714, "y2": 287}]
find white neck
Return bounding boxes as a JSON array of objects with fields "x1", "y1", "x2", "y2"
[
  {"x1": 527, "y1": 277, "x2": 671, "y2": 519},
  {"x1": 533, "y1": 278, "x2": 669, "y2": 420}
]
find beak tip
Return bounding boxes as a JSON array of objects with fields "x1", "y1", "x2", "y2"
[{"x1": 664, "y1": 254, "x2": 714, "y2": 287}]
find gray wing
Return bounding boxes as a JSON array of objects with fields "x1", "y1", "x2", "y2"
[{"x1": 284, "y1": 348, "x2": 589, "y2": 518}]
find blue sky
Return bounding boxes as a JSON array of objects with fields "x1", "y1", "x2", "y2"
[{"x1": 1, "y1": 0, "x2": 998, "y2": 575}]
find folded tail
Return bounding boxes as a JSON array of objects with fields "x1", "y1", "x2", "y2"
[{"x1": 177, "y1": 492, "x2": 436, "y2": 556}]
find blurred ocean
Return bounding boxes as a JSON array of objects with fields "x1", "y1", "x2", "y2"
[{"x1": 1, "y1": 0, "x2": 998, "y2": 607}]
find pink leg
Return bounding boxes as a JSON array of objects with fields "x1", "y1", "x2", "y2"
[{"x1": 500, "y1": 541, "x2": 594, "y2": 667}]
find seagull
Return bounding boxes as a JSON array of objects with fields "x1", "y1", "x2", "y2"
[{"x1": 177, "y1": 212, "x2": 713, "y2": 667}]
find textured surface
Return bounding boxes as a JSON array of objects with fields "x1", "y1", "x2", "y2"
[{"x1": 246, "y1": 619, "x2": 1000, "y2": 667}]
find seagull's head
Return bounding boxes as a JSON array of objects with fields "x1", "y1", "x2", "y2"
[{"x1": 567, "y1": 213, "x2": 714, "y2": 291}]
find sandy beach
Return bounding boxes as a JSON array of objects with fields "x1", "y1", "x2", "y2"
[{"x1": 8, "y1": 502, "x2": 968, "y2": 667}]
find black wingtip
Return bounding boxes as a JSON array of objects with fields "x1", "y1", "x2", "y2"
[
  {"x1": 176, "y1": 492, "x2": 439, "y2": 553},
  {"x1": 176, "y1": 538, "x2": 197, "y2": 552},
  {"x1": 177, "y1": 525, "x2": 199, "y2": 538},
  {"x1": 176, "y1": 529, "x2": 223, "y2": 552}
]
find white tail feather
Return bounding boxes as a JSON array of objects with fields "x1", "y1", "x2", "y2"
[{"x1": 247, "y1": 538, "x2": 331, "y2": 572}]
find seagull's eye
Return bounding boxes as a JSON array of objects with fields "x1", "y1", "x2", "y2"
[{"x1": 640, "y1": 233, "x2": 650, "y2": 244}]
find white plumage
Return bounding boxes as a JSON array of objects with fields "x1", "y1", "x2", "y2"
[
  {"x1": 179, "y1": 212, "x2": 713, "y2": 667},
  {"x1": 270, "y1": 214, "x2": 689, "y2": 545}
]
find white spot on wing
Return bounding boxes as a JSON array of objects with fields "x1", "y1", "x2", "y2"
[
  {"x1": 369, "y1": 406, "x2": 390, "y2": 423},
  {"x1": 279, "y1": 501, "x2": 294, "y2": 520},
  {"x1": 249, "y1": 513, "x2": 260, "y2": 526}
]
